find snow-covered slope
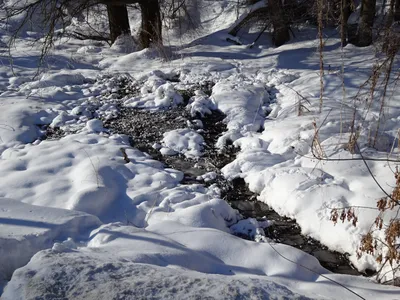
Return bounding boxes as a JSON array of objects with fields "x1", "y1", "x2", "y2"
[
  {"x1": 0, "y1": 198, "x2": 101, "y2": 288},
  {"x1": 3, "y1": 221, "x2": 400, "y2": 300},
  {"x1": 0, "y1": 0, "x2": 400, "y2": 298}
]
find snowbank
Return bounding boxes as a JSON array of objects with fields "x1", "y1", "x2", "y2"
[
  {"x1": 1, "y1": 0, "x2": 400, "y2": 296},
  {"x1": 2, "y1": 250, "x2": 310, "y2": 300},
  {"x1": 0, "y1": 198, "x2": 101, "y2": 284},
  {"x1": 211, "y1": 78, "x2": 271, "y2": 148},
  {"x1": 161, "y1": 128, "x2": 205, "y2": 158},
  {"x1": 4, "y1": 221, "x2": 400, "y2": 300}
]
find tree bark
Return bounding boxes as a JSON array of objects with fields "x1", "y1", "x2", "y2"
[
  {"x1": 228, "y1": 7, "x2": 269, "y2": 36},
  {"x1": 340, "y1": 0, "x2": 353, "y2": 47},
  {"x1": 107, "y1": 4, "x2": 131, "y2": 44},
  {"x1": 139, "y1": 0, "x2": 162, "y2": 48},
  {"x1": 355, "y1": 0, "x2": 376, "y2": 47},
  {"x1": 269, "y1": 0, "x2": 290, "y2": 47},
  {"x1": 386, "y1": 0, "x2": 396, "y2": 26},
  {"x1": 395, "y1": 0, "x2": 400, "y2": 21},
  {"x1": 382, "y1": 0, "x2": 399, "y2": 52}
]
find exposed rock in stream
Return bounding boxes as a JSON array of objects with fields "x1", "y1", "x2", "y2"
[
  {"x1": 104, "y1": 104, "x2": 236, "y2": 183},
  {"x1": 38, "y1": 125, "x2": 65, "y2": 140}
]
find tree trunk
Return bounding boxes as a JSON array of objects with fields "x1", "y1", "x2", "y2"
[
  {"x1": 107, "y1": 4, "x2": 131, "y2": 44},
  {"x1": 228, "y1": 7, "x2": 269, "y2": 36},
  {"x1": 395, "y1": 0, "x2": 400, "y2": 21},
  {"x1": 355, "y1": 0, "x2": 376, "y2": 47},
  {"x1": 386, "y1": 0, "x2": 396, "y2": 26},
  {"x1": 139, "y1": 0, "x2": 162, "y2": 48},
  {"x1": 382, "y1": 0, "x2": 399, "y2": 52},
  {"x1": 269, "y1": 0, "x2": 290, "y2": 47},
  {"x1": 340, "y1": 0, "x2": 352, "y2": 47}
]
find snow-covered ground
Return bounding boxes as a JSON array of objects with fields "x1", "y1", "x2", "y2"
[{"x1": 1, "y1": 1, "x2": 400, "y2": 299}]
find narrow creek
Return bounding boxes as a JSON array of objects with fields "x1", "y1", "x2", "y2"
[
  {"x1": 40, "y1": 73, "x2": 371, "y2": 277},
  {"x1": 103, "y1": 98, "x2": 368, "y2": 277}
]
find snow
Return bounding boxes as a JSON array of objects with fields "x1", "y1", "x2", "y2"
[
  {"x1": 0, "y1": 198, "x2": 101, "y2": 285},
  {"x1": 1, "y1": 0, "x2": 400, "y2": 298},
  {"x1": 197, "y1": 171, "x2": 218, "y2": 182},
  {"x1": 148, "y1": 198, "x2": 239, "y2": 233},
  {"x1": 230, "y1": 217, "x2": 270, "y2": 242},
  {"x1": 212, "y1": 79, "x2": 271, "y2": 148},
  {"x1": 0, "y1": 97, "x2": 50, "y2": 147},
  {"x1": 26, "y1": 72, "x2": 88, "y2": 89},
  {"x1": 4, "y1": 221, "x2": 400, "y2": 299},
  {"x1": 110, "y1": 34, "x2": 137, "y2": 54},
  {"x1": 0, "y1": 132, "x2": 228, "y2": 228},
  {"x1": 125, "y1": 81, "x2": 183, "y2": 109},
  {"x1": 86, "y1": 119, "x2": 105, "y2": 133},
  {"x1": 2, "y1": 250, "x2": 312, "y2": 300},
  {"x1": 160, "y1": 128, "x2": 205, "y2": 158},
  {"x1": 187, "y1": 90, "x2": 217, "y2": 117}
]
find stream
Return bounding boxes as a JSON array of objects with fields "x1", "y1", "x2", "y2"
[
  {"x1": 38, "y1": 73, "x2": 373, "y2": 277},
  {"x1": 103, "y1": 100, "x2": 368, "y2": 277}
]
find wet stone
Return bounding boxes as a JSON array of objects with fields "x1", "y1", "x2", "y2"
[
  {"x1": 104, "y1": 102, "x2": 236, "y2": 183},
  {"x1": 38, "y1": 125, "x2": 65, "y2": 140}
]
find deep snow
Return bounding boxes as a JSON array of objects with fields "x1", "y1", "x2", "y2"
[{"x1": 1, "y1": 0, "x2": 400, "y2": 299}]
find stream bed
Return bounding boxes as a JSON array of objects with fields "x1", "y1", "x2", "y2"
[{"x1": 104, "y1": 102, "x2": 368, "y2": 277}]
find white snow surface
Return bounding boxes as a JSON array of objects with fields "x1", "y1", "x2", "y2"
[
  {"x1": 230, "y1": 217, "x2": 270, "y2": 242},
  {"x1": 0, "y1": 198, "x2": 101, "y2": 283},
  {"x1": 1, "y1": 0, "x2": 400, "y2": 298},
  {"x1": 187, "y1": 90, "x2": 217, "y2": 117},
  {"x1": 212, "y1": 79, "x2": 270, "y2": 148},
  {"x1": 124, "y1": 78, "x2": 183, "y2": 109},
  {"x1": 161, "y1": 128, "x2": 205, "y2": 158},
  {"x1": 86, "y1": 119, "x2": 105, "y2": 133},
  {"x1": 4, "y1": 222, "x2": 400, "y2": 300}
]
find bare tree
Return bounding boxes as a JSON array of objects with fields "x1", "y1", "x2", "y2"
[
  {"x1": 107, "y1": 4, "x2": 130, "y2": 43},
  {"x1": 2, "y1": 0, "x2": 163, "y2": 51},
  {"x1": 269, "y1": 0, "x2": 290, "y2": 46},
  {"x1": 93, "y1": 0, "x2": 163, "y2": 47},
  {"x1": 395, "y1": 0, "x2": 400, "y2": 21},
  {"x1": 228, "y1": 1, "x2": 291, "y2": 47},
  {"x1": 340, "y1": 0, "x2": 353, "y2": 47},
  {"x1": 355, "y1": 0, "x2": 377, "y2": 46},
  {"x1": 139, "y1": 0, "x2": 162, "y2": 48}
]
